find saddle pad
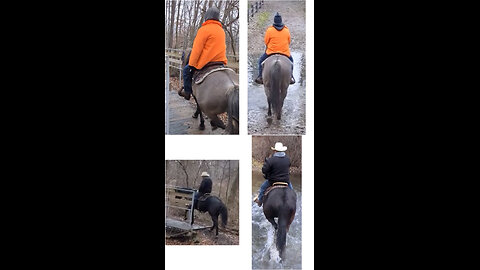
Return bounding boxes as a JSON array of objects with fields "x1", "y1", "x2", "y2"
[
  {"x1": 194, "y1": 67, "x2": 235, "y2": 85},
  {"x1": 264, "y1": 184, "x2": 288, "y2": 197},
  {"x1": 261, "y1": 53, "x2": 287, "y2": 66}
]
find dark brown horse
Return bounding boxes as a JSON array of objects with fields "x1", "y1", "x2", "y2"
[
  {"x1": 262, "y1": 186, "x2": 296, "y2": 260},
  {"x1": 262, "y1": 54, "x2": 292, "y2": 121},
  {"x1": 186, "y1": 193, "x2": 228, "y2": 236},
  {"x1": 182, "y1": 49, "x2": 239, "y2": 134}
]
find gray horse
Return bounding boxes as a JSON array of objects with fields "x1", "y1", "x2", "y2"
[
  {"x1": 262, "y1": 54, "x2": 292, "y2": 120},
  {"x1": 182, "y1": 49, "x2": 239, "y2": 134}
]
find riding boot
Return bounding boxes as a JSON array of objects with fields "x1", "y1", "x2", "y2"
[
  {"x1": 255, "y1": 76, "x2": 263, "y2": 84},
  {"x1": 178, "y1": 87, "x2": 191, "y2": 100},
  {"x1": 253, "y1": 195, "x2": 262, "y2": 207}
]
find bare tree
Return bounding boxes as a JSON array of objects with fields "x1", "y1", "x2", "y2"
[
  {"x1": 168, "y1": 0, "x2": 177, "y2": 48},
  {"x1": 176, "y1": 160, "x2": 189, "y2": 187}
]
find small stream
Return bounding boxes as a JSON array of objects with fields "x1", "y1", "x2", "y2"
[
  {"x1": 248, "y1": 51, "x2": 306, "y2": 135},
  {"x1": 252, "y1": 170, "x2": 302, "y2": 269}
]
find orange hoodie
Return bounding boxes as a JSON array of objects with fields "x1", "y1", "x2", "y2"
[
  {"x1": 188, "y1": 20, "x2": 228, "y2": 70},
  {"x1": 264, "y1": 25, "x2": 291, "y2": 57}
]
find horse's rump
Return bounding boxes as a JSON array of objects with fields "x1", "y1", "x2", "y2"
[
  {"x1": 193, "y1": 62, "x2": 227, "y2": 84},
  {"x1": 264, "y1": 182, "x2": 289, "y2": 197},
  {"x1": 194, "y1": 66, "x2": 236, "y2": 85},
  {"x1": 260, "y1": 53, "x2": 290, "y2": 67}
]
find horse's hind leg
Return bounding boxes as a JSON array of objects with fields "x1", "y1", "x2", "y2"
[
  {"x1": 209, "y1": 115, "x2": 226, "y2": 130},
  {"x1": 267, "y1": 100, "x2": 272, "y2": 117},
  {"x1": 210, "y1": 215, "x2": 219, "y2": 236},
  {"x1": 192, "y1": 95, "x2": 205, "y2": 130},
  {"x1": 266, "y1": 216, "x2": 278, "y2": 230}
]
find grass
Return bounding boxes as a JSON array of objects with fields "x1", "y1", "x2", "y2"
[{"x1": 257, "y1": 11, "x2": 270, "y2": 29}]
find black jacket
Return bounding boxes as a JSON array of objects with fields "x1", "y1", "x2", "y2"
[
  {"x1": 198, "y1": 177, "x2": 212, "y2": 194},
  {"x1": 262, "y1": 154, "x2": 290, "y2": 184}
]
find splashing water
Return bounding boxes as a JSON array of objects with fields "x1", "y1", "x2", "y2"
[{"x1": 252, "y1": 193, "x2": 302, "y2": 269}]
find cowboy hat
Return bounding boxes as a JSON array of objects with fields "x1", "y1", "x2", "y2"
[
  {"x1": 271, "y1": 142, "x2": 287, "y2": 151},
  {"x1": 201, "y1": 172, "x2": 210, "y2": 177}
]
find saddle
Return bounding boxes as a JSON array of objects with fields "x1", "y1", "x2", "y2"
[
  {"x1": 264, "y1": 182, "x2": 289, "y2": 197},
  {"x1": 260, "y1": 53, "x2": 289, "y2": 67},
  {"x1": 193, "y1": 62, "x2": 234, "y2": 85},
  {"x1": 197, "y1": 193, "x2": 211, "y2": 201}
]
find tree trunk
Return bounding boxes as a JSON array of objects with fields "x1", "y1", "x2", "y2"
[
  {"x1": 225, "y1": 160, "x2": 230, "y2": 200},
  {"x1": 168, "y1": 0, "x2": 176, "y2": 48},
  {"x1": 175, "y1": 0, "x2": 181, "y2": 48},
  {"x1": 177, "y1": 160, "x2": 189, "y2": 187}
]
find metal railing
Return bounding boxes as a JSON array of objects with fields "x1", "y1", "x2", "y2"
[
  {"x1": 165, "y1": 185, "x2": 197, "y2": 226},
  {"x1": 165, "y1": 48, "x2": 239, "y2": 73},
  {"x1": 165, "y1": 56, "x2": 170, "y2": 135}
]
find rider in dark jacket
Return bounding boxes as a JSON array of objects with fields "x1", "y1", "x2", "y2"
[
  {"x1": 195, "y1": 172, "x2": 212, "y2": 202},
  {"x1": 254, "y1": 142, "x2": 294, "y2": 207}
]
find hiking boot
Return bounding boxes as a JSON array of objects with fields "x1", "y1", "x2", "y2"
[
  {"x1": 178, "y1": 88, "x2": 191, "y2": 100},
  {"x1": 290, "y1": 76, "x2": 295, "y2": 84},
  {"x1": 255, "y1": 76, "x2": 263, "y2": 84}
]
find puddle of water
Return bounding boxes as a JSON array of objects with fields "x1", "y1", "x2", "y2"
[{"x1": 248, "y1": 51, "x2": 306, "y2": 135}]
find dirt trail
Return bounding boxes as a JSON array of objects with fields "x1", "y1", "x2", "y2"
[
  {"x1": 166, "y1": 219, "x2": 239, "y2": 245},
  {"x1": 248, "y1": 0, "x2": 306, "y2": 53},
  {"x1": 248, "y1": 1, "x2": 306, "y2": 135}
]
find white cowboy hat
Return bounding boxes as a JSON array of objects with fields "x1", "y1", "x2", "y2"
[
  {"x1": 271, "y1": 142, "x2": 287, "y2": 152},
  {"x1": 201, "y1": 172, "x2": 210, "y2": 177}
]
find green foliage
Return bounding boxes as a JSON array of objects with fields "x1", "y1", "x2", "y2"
[{"x1": 257, "y1": 11, "x2": 270, "y2": 28}]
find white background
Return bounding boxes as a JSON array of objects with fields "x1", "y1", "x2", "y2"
[{"x1": 165, "y1": 0, "x2": 314, "y2": 269}]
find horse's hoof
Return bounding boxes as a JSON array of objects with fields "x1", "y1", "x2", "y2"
[
  {"x1": 211, "y1": 126, "x2": 218, "y2": 130},
  {"x1": 192, "y1": 114, "x2": 198, "y2": 119},
  {"x1": 199, "y1": 125, "x2": 205, "y2": 130},
  {"x1": 267, "y1": 118, "x2": 273, "y2": 125}
]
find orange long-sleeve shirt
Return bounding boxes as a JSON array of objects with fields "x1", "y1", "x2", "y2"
[
  {"x1": 264, "y1": 25, "x2": 291, "y2": 57},
  {"x1": 188, "y1": 20, "x2": 227, "y2": 70}
]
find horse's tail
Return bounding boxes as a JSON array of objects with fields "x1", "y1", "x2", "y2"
[
  {"x1": 277, "y1": 213, "x2": 288, "y2": 259},
  {"x1": 270, "y1": 60, "x2": 282, "y2": 119},
  {"x1": 226, "y1": 84, "x2": 239, "y2": 134},
  {"x1": 220, "y1": 204, "x2": 228, "y2": 228}
]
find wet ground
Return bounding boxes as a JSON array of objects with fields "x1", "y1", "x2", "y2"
[
  {"x1": 165, "y1": 77, "x2": 228, "y2": 135},
  {"x1": 248, "y1": 1, "x2": 306, "y2": 135},
  {"x1": 252, "y1": 169, "x2": 302, "y2": 269},
  {"x1": 248, "y1": 51, "x2": 306, "y2": 135}
]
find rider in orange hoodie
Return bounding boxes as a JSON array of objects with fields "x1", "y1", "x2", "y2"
[
  {"x1": 255, "y1": 12, "x2": 295, "y2": 85},
  {"x1": 179, "y1": 7, "x2": 228, "y2": 100}
]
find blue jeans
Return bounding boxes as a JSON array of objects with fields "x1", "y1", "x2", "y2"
[
  {"x1": 257, "y1": 180, "x2": 293, "y2": 202},
  {"x1": 257, "y1": 53, "x2": 294, "y2": 78},
  {"x1": 183, "y1": 65, "x2": 196, "y2": 94}
]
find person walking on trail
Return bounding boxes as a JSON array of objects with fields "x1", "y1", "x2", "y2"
[
  {"x1": 195, "y1": 171, "x2": 213, "y2": 202},
  {"x1": 254, "y1": 142, "x2": 294, "y2": 207},
  {"x1": 255, "y1": 12, "x2": 295, "y2": 85},
  {"x1": 178, "y1": 6, "x2": 228, "y2": 100}
]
